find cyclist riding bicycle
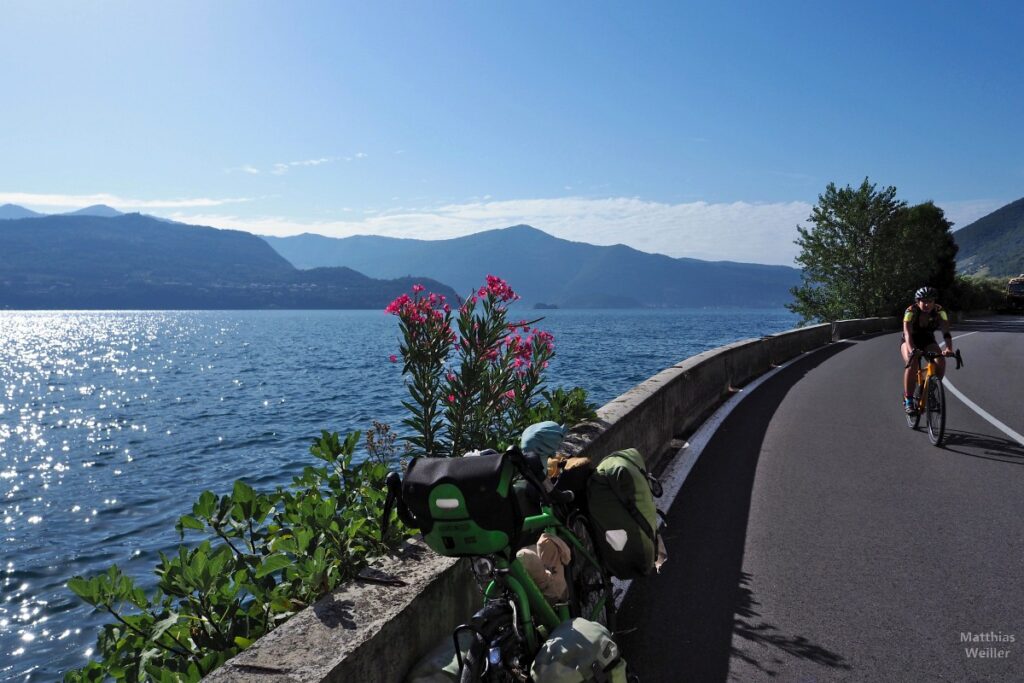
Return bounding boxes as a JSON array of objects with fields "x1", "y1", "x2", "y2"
[{"x1": 901, "y1": 286, "x2": 955, "y2": 414}]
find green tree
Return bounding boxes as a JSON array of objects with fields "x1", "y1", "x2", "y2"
[
  {"x1": 873, "y1": 201, "x2": 958, "y2": 314},
  {"x1": 789, "y1": 180, "x2": 961, "y2": 322},
  {"x1": 789, "y1": 178, "x2": 906, "y2": 321}
]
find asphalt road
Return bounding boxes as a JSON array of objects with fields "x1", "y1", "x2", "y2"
[{"x1": 616, "y1": 316, "x2": 1024, "y2": 682}]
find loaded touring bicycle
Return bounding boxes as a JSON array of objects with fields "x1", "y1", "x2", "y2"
[{"x1": 384, "y1": 445, "x2": 632, "y2": 682}]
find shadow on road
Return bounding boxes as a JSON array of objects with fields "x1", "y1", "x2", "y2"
[
  {"x1": 731, "y1": 572, "x2": 850, "y2": 678},
  {"x1": 940, "y1": 429, "x2": 1024, "y2": 464},
  {"x1": 616, "y1": 343, "x2": 854, "y2": 682}
]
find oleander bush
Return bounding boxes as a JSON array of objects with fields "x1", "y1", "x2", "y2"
[{"x1": 388, "y1": 275, "x2": 595, "y2": 456}]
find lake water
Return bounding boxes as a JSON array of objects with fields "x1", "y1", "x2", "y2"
[{"x1": 0, "y1": 308, "x2": 798, "y2": 680}]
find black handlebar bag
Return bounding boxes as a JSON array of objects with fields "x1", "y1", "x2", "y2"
[{"x1": 402, "y1": 452, "x2": 523, "y2": 557}]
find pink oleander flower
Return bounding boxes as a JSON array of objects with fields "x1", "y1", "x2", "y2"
[
  {"x1": 412, "y1": 284, "x2": 425, "y2": 293},
  {"x1": 446, "y1": 394, "x2": 455, "y2": 403},
  {"x1": 385, "y1": 293, "x2": 412, "y2": 315},
  {"x1": 504, "y1": 390, "x2": 515, "y2": 400},
  {"x1": 389, "y1": 354, "x2": 398, "y2": 363},
  {"x1": 482, "y1": 275, "x2": 519, "y2": 302}
]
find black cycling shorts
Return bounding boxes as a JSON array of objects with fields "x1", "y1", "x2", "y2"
[{"x1": 903, "y1": 332, "x2": 938, "y2": 349}]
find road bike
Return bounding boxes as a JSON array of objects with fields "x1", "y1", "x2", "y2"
[
  {"x1": 905, "y1": 348, "x2": 963, "y2": 446},
  {"x1": 384, "y1": 445, "x2": 616, "y2": 682}
]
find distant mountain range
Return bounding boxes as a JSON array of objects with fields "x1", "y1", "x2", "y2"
[
  {"x1": 264, "y1": 226, "x2": 802, "y2": 308},
  {"x1": 0, "y1": 203, "x2": 46, "y2": 219},
  {"x1": 64, "y1": 203, "x2": 126, "y2": 218},
  {"x1": 0, "y1": 202, "x2": 126, "y2": 219},
  {"x1": 953, "y1": 197, "x2": 1024, "y2": 277},
  {"x1": 0, "y1": 211, "x2": 455, "y2": 309}
]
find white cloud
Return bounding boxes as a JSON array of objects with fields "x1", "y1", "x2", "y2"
[
  {"x1": 0, "y1": 192, "x2": 252, "y2": 211},
  {"x1": 225, "y1": 165, "x2": 261, "y2": 175},
  {"x1": 168, "y1": 196, "x2": 815, "y2": 265},
  {"x1": 245, "y1": 157, "x2": 338, "y2": 175}
]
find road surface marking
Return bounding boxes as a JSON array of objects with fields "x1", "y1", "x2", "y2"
[
  {"x1": 942, "y1": 380, "x2": 1024, "y2": 447},
  {"x1": 942, "y1": 331, "x2": 1024, "y2": 447}
]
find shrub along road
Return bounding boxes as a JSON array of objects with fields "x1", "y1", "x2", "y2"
[{"x1": 616, "y1": 316, "x2": 1024, "y2": 682}]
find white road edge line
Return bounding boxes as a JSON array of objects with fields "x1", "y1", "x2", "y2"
[
  {"x1": 942, "y1": 331, "x2": 1024, "y2": 447},
  {"x1": 611, "y1": 348, "x2": 810, "y2": 608},
  {"x1": 941, "y1": 380, "x2": 1024, "y2": 447}
]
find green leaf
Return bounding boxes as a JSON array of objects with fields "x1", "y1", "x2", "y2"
[
  {"x1": 194, "y1": 490, "x2": 217, "y2": 518},
  {"x1": 255, "y1": 554, "x2": 293, "y2": 579},
  {"x1": 232, "y1": 480, "x2": 255, "y2": 504},
  {"x1": 177, "y1": 515, "x2": 204, "y2": 531},
  {"x1": 149, "y1": 613, "x2": 179, "y2": 641},
  {"x1": 234, "y1": 636, "x2": 254, "y2": 649},
  {"x1": 269, "y1": 595, "x2": 294, "y2": 613},
  {"x1": 67, "y1": 577, "x2": 96, "y2": 602}
]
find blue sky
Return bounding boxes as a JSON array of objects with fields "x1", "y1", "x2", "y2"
[{"x1": 1, "y1": 1, "x2": 1021, "y2": 265}]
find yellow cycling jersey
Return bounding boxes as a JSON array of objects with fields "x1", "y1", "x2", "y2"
[{"x1": 904, "y1": 305, "x2": 947, "y2": 326}]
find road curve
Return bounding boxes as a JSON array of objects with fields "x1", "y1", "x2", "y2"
[{"x1": 617, "y1": 316, "x2": 1024, "y2": 682}]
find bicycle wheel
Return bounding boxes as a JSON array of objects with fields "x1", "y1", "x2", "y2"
[
  {"x1": 926, "y1": 378, "x2": 946, "y2": 446},
  {"x1": 458, "y1": 646, "x2": 519, "y2": 683},
  {"x1": 457, "y1": 607, "x2": 521, "y2": 683},
  {"x1": 567, "y1": 512, "x2": 616, "y2": 630},
  {"x1": 905, "y1": 384, "x2": 921, "y2": 429},
  {"x1": 458, "y1": 639, "x2": 487, "y2": 683}
]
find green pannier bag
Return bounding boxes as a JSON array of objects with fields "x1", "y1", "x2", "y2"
[
  {"x1": 586, "y1": 448, "x2": 662, "y2": 580},
  {"x1": 402, "y1": 451, "x2": 523, "y2": 557},
  {"x1": 531, "y1": 618, "x2": 629, "y2": 683}
]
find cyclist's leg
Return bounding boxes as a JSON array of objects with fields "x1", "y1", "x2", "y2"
[
  {"x1": 901, "y1": 340, "x2": 916, "y2": 397},
  {"x1": 927, "y1": 342, "x2": 947, "y2": 378}
]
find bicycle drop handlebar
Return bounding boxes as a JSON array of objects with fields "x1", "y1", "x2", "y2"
[{"x1": 905, "y1": 348, "x2": 964, "y2": 370}]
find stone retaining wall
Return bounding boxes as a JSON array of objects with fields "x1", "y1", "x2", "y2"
[{"x1": 206, "y1": 317, "x2": 899, "y2": 682}]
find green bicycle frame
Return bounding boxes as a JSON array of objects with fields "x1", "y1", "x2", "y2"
[{"x1": 480, "y1": 505, "x2": 607, "y2": 653}]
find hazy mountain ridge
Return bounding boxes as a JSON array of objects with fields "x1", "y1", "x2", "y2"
[
  {"x1": 0, "y1": 203, "x2": 45, "y2": 219},
  {"x1": 0, "y1": 213, "x2": 456, "y2": 309},
  {"x1": 64, "y1": 204, "x2": 125, "y2": 217},
  {"x1": 264, "y1": 225, "x2": 802, "y2": 308},
  {"x1": 953, "y1": 197, "x2": 1024, "y2": 277}
]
